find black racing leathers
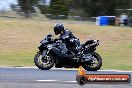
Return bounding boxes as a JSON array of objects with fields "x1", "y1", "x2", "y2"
[{"x1": 59, "y1": 29, "x2": 80, "y2": 54}]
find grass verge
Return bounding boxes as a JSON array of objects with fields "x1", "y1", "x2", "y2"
[{"x1": 0, "y1": 18, "x2": 132, "y2": 70}]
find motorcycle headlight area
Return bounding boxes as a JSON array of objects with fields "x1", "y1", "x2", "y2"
[
  {"x1": 94, "y1": 40, "x2": 99, "y2": 45},
  {"x1": 38, "y1": 43, "x2": 42, "y2": 47}
]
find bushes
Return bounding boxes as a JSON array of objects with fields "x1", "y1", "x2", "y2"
[
  {"x1": 48, "y1": 0, "x2": 69, "y2": 19},
  {"x1": 38, "y1": 5, "x2": 49, "y2": 14}
]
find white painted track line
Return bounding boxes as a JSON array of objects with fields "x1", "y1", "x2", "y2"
[
  {"x1": 37, "y1": 80, "x2": 57, "y2": 82},
  {"x1": 0, "y1": 66, "x2": 132, "y2": 72},
  {"x1": 36, "y1": 80, "x2": 77, "y2": 83}
]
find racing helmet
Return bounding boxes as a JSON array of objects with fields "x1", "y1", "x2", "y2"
[{"x1": 54, "y1": 23, "x2": 64, "y2": 35}]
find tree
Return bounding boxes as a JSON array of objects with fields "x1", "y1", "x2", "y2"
[
  {"x1": 18, "y1": 0, "x2": 38, "y2": 18},
  {"x1": 115, "y1": 0, "x2": 132, "y2": 16},
  {"x1": 38, "y1": 0, "x2": 49, "y2": 14},
  {"x1": 48, "y1": 0, "x2": 69, "y2": 19},
  {"x1": 81, "y1": 0, "x2": 116, "y2": 17},
  {"x1": 115, "y1": 0, "x2": 130, "y2": 9},
  {"x1": 65, "y1": 0, "x2": 82, "y2": 9},
  {"x1": 82, "y1": 0, "x2": 132, "y2": 17},
  {"x1": 38, "y1": 5, "x2": 49, "y2": 14}
]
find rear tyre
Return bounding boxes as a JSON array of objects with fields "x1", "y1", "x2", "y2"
[
  {"x1": 34, "y1": 51, "x2": 54, "y2": 70},
  {"x1": 82, "y1": 52, "x2": 102, "y2": 71}
]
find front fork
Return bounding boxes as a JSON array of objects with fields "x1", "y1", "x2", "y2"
[{"x1": 42, "y1": 50, "x2": 49, "y2": 59}]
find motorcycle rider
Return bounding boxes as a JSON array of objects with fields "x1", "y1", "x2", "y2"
[{"x1": 54, "y1": 23, "x2": 80, "y2": 55}]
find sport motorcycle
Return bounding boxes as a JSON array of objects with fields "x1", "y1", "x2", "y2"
[{"x1": 34, "y1": 34, "x2": 102, "y2": 71}]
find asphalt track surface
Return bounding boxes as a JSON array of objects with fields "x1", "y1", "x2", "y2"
[{"x1": 0, "y1": 67, "x2": 132, "y2": 88}]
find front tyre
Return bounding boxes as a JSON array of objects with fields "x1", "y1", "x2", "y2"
[
  {"x1": 34, "y1": 51, "x2": 54, "y2": 70},
  {"x1": 82, "y1": 52, "x2": 102, "y2": 71}
]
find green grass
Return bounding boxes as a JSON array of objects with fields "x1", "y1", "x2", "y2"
[
  {"x1": 0, "y1": 18, "x2": 132, "y2": 70},
  {"x1": 0, "y1": 51, "x2": 36, "y2": 67}
]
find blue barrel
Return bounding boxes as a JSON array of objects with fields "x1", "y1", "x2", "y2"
[
  {"x1": 96, "y1": 16, "x2": 116, "y2": 26},
  {"x1": 100, "y1": 16, "x2": 108, "y2": 26}
]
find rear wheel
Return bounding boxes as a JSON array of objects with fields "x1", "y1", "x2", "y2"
[
  {"x1": 34, "y1": 51, "x2": 54, "y2": 70},
  {"x1": 82, "y1": 52, "x2": 102, "y2": 71}
]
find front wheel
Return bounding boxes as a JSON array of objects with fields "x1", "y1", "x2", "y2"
[
  {"x1": 82, "y1": 52, "x2": 102, "y2": 71},
  {"x1": 34, "y1": 51, "x2": 54, "y2": 70}
]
